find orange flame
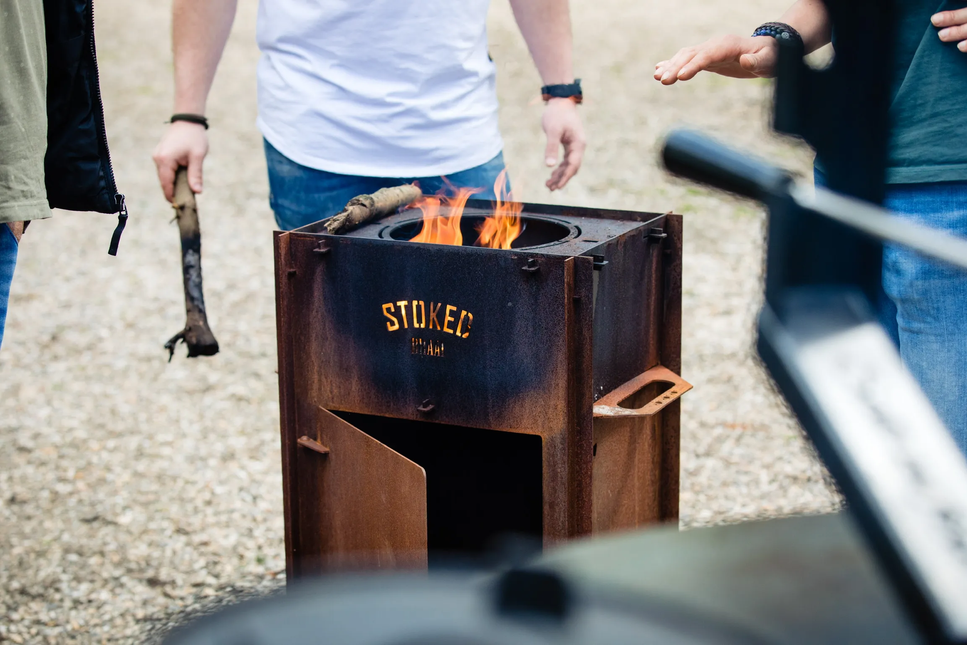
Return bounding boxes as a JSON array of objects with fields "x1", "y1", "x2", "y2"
[
  {"x1": 408, "y1": 185, "x2": 479, "y2": 246},
  {"x1": 408, "y1": 170, "x2": 523, "y2": 249},
  {"x1": 475, "y1": 170, "x2": 522, "y2": 250}
]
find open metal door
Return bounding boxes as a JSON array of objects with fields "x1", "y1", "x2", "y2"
[{"x1": 292, "y1": 407, "x2": 427, "y2": 575}]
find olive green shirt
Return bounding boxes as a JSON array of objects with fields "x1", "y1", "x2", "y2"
[
  {"x1": 888, "y1": 1, "x2": 967, "y2": 184},
  {"x1": 0, "y1": 0, "x2": 50, "y2": 223}
]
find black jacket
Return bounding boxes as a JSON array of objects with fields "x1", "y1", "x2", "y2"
[{"x1": 44, "y1": 0, "x2": 127, "y2": 254}]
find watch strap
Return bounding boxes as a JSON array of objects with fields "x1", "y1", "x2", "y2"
[{"x1": 541, "y1": 79, "x2": 583, "y2": 104}]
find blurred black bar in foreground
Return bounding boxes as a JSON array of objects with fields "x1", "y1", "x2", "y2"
[{"x1": 662, "y1": 0, "x2": 967, "y2": 635}]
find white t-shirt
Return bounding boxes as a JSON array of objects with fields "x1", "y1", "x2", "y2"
[{"x1": 255, "y1": 0, "x2": 504, "y2": 178}]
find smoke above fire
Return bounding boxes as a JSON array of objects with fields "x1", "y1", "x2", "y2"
[{"x1": 409, "y1": 170, "x2": 523, "y2": 249}]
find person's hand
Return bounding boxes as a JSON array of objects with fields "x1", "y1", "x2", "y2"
[
  {"x1": 542, "y1": 98, "x2": 585, "y2": 191},
  {"x1": 152, "y1": 121, "x2": 209, "y2": 202},
  {"x1": 933, "y1": 9, "x2": 967, "y2": 52},
  {"x1": 654, "y1": 35, "x2": 779, "y2": 85}
]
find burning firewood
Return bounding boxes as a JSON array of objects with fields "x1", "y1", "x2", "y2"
[{"x1": 324, "y1": 184, "x2": 423, "y2": 235}]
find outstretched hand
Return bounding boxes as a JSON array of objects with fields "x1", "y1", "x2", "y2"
[
  {"x1": 933, "y1": 8, "x2": 967, "y2": 52},
  {"x1": 542, "y1": 98, "x2": 585, "y2": 191},
  {"x1": 654, "y1": 35, "x2": 779, "y2": 85}
]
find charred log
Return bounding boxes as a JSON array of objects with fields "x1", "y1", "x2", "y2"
[{"x1": 165, "y1": 168, "x2": 219, "y2": 361}]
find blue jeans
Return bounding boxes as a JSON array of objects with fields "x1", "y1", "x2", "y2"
[
  {"x1": 0, "y1": 224, "x2": 18, "y2": 350},
  {"x1": 882, "y1": 182, "x2": 967, "y2": 455},
  {"x1": 264, "y1": 139, "x2": 510, "y2": 231}
]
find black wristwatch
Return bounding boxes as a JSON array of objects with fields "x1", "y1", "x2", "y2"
[{"x1": 541, "y1": 79, "x2": 583, "y2": 104}]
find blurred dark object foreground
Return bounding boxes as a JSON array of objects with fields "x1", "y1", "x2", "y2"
[
  {"x1": 663, "y1": 126, "x2": 967, "y2": 645},
  {"x1": 164, "y1": 569, "x2": 758, "y2": 645},
  {"x1": 164, "y1": 514, "x2": 917, "y2": 645},
  {"x1": 659, "y1": 0, "x2": 967, "y2": 640},
  {"x1": 660, "y1": 2, "x2": 967, "y2": 636}
]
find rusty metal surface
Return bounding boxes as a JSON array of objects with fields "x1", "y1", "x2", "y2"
[
  {"x1": 334, "y1": 411, "x2": 543, "y2": 556},
  {"x1": 587, "y1": 220, "x2": 667, "y2": 400},
  {"x1": 274, "y1": 203, "x2": 687, "y2": 574},
  {"x1": 274, "y1": 231, "x2": 300, "y2": 581},
  {"x1": 658, "y1": 214, "x2": 684, "y2": 521},
  {"x1": 284, "y1": 233, "x2": 574, "y2": 435},
  {"x1": 593, "y1": 365, "x2": 693, "y2": 418},
  {"x1": 290, "y1": 205, "x2": 671, "y2": 425},
  {"x1": 294, "y1": 406, "x2": 427, "y2": 575},
  {"x1": 297, "y1": 435, "x2": 330, "y2": 455},
  {"x1": 299, "y1": 201, "x2": 667, "y2": 257},
  {"x1": 337, "y1": 204, "x2": 671, "y2": 405},
  {"x1": 592, "y1": 416, "x2": 662, "y2": 531},
  {"x1": 565, "y1": 255, "x2": 595, "y2": 539}
]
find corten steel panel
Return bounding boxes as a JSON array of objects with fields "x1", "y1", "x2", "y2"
[
  {"x1": 587, "y1": 223, "x2": 666, "y2": 400},
  {"x1": 320, "y1": 203, "x2": 664, "y2": 259},
  {"x1": 274, "y1": 231, "x2": 300, "y2": 581},
  {"x1": 284, "y1": 234, "x2": 574, "y2": 435},
  {"x1": 590, "y1": 366, "x2": 691, "y2": 529},
  {"x1": 659, "y1": 214, "x2": 684, "y2": 521},
  {"x1": 274, "y1": 206, "x2": 686, "y2": 575},
  {"x1": 565, "y1": 254, "x2": 595, "y2": 539},
  {"x1": 591, "y1": 417, "x2": 661, "y2": 531},
  {"x1": 294, "y1": 406, "x2": 427, "y2": 574}
]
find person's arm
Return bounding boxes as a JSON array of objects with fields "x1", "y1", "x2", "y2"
[
  {"x1": 508, "y1": 0, "x2": 586, "y2": 191},
  {"x1": 933, "y1": 8, "x2": 967, "y2": 52},
  {"x1": 152, "y1": 0, "x2": 237, "y2": 202},
  {"x1": 654, "y1": 0, "x2": 830, "y2": 85}
]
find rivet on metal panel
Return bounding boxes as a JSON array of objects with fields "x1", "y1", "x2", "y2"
[
  {"x1": 416, "y1": 399, "x2": 436, "y2": 414},
  {"x1": 313, "y1": 241, "x2": 332, "y2": 256},
  {"x1": 297, "y1": 435, "x2": 330, "y2": 455},
  {"x1": 649, "y1": 227, "x2": 668, "y2": 241},
  {"x1": 521, "y1": 258, "x2": 540, "y2": 273},
  {"x1": 286, "y1": 268, "x2": 297, "y2": 278}
]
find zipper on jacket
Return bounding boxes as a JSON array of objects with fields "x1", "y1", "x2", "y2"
[
  {"x1": 88, "y1": 0, "x2": 128, "y2": 256},
  {"x1": 108, "y1": 194, "x2": 128, "y2": 256}
]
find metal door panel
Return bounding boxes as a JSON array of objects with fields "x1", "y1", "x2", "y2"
[{"x1": 295, "y1": 407, "x2": 427, "y2": 573}]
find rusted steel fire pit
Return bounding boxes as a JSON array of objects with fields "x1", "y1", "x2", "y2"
[{"x1": 274, "y1": 195, "x2": 689, "y2": 577}]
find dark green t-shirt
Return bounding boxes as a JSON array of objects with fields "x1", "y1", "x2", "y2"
[
  {"x1": 0, "y1": 0, "x2": 49, "y2": 223},
  {"x1": 888, "y1": 1, "x2": 967, "y2": 183}
]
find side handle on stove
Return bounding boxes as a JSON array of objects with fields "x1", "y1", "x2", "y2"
[
  {"x1": 593, "y1": 365, "x2": 692, "y2": 418},
  {"x1": 297, "y1": 435, "x2": 331, "y2": 456},
  {"x1": 662, "y1": 129, "x2": 793, "y2": 202}
]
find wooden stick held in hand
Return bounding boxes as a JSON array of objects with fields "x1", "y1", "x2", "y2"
[
  {"x1": 164, "y1": 168, "x2": 219, "y2": 361},
  {"x1": 324, "y1": 183, "x2": 423, "y2": 234}
]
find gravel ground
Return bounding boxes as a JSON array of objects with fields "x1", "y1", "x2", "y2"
[{"x1": 0, "y1": 0, "x2": 839, "y2": 642}]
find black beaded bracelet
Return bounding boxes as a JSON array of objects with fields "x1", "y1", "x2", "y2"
[
  {"x1": 752, "y1": 21, "x2": 804, "y2": 49},
  {"x1": 169, "y1": 113, "x2": 209, "y2": 129}
]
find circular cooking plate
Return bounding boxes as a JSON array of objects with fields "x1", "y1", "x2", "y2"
[
  {"x1": 165, "y1": 571, "x2": 766, "y2": 645},
  {"x1": 381, "y1": 214, "x2": 579, "y2": 249}
]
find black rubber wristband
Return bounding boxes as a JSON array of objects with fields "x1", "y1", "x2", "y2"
[
  {"x1": 751, "y1": 22, "x2": 804, "y2": 49},
  {"x1": 169, "y1": 113, "x2": 209, "y2": 129},
  {"x1": 541, "y1": 79, "x2": 583, "y2": 104}
]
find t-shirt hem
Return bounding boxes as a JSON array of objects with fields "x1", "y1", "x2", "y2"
[
  {"x1": 887, "y1": 163, "x2": 967, "y2": 185},
  {"x1": 258, "y1": 116, "x2": 505, "y2": 179},
  {"x1": 0, "y1": 200, "x2": 52, "y2": 224}
]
